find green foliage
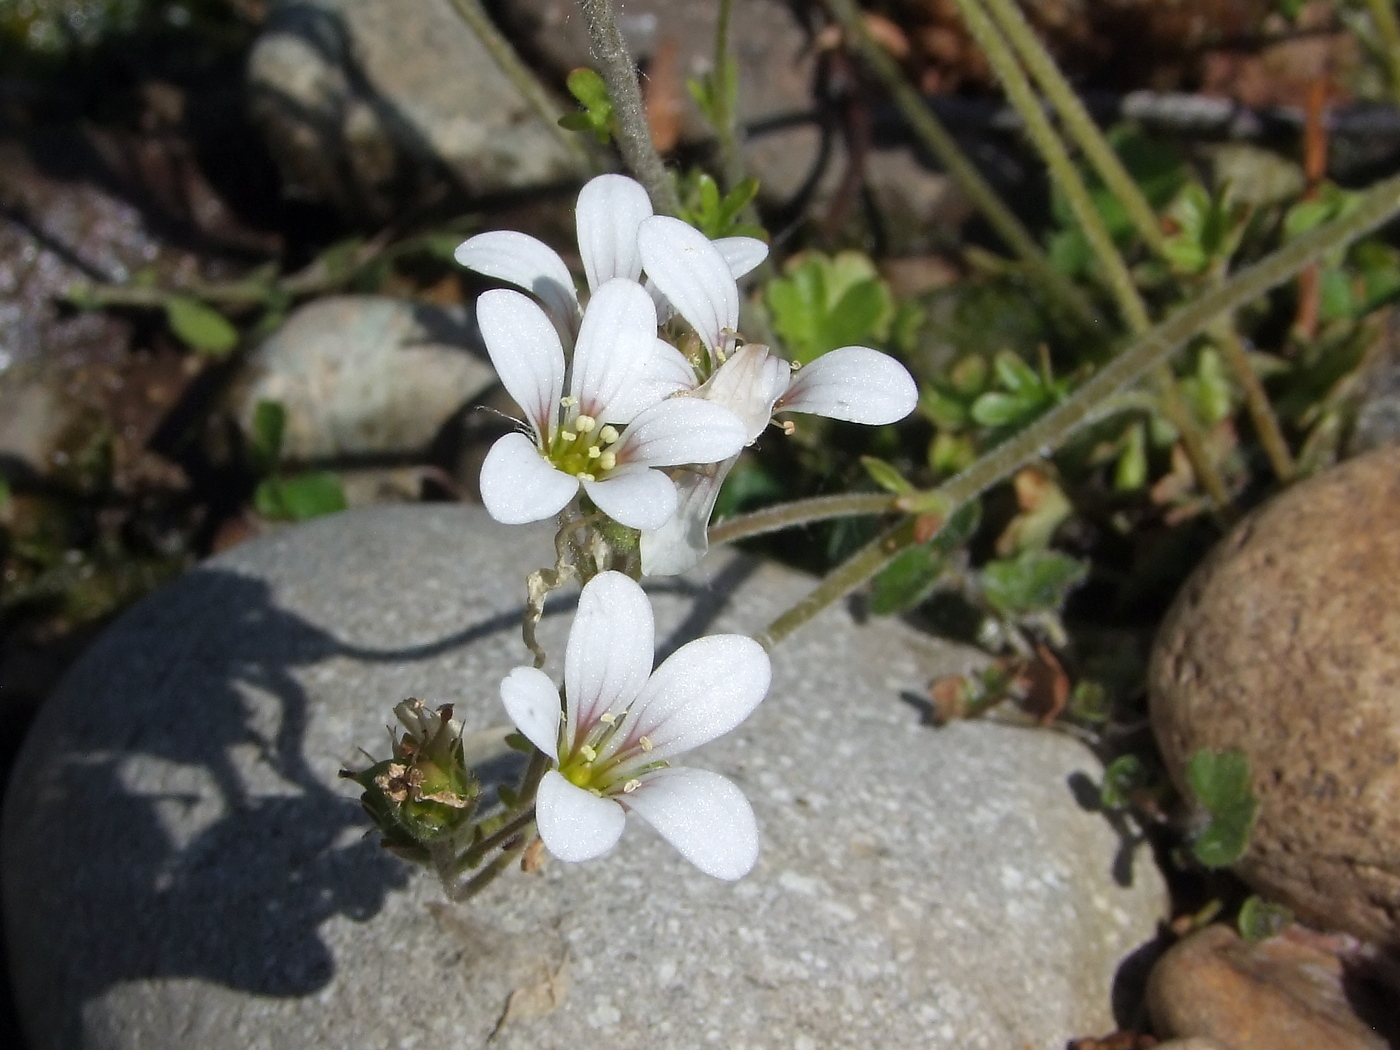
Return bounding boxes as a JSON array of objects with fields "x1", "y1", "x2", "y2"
[
  {"x1": 869, "y1": 502, "x2": 980, "y2": 615},
  {"x1": 688, "y1": 53, "x2": 738, "y2": 134},
  {"x1": 1237, "y1": 895, "x2": 1292, "y2": 943},
  {"x1": 1161, "y1": 183, "x2": 1251, "y2": 276},
  {"x1": 859, "y1": 455, "x2": 915, "y2": 495},
  {"x1": 254, "y1": 473, "x2": 348, "y2": 522},
  {"x1": 970, "y1": 351, "x2": 1073, "y2": 431},
  {"x1": 677, "y1": 172, "x2": 765, "y2": 240},
  {"x1": 1187, "y1": 748, "x2": 1261, "y2": 868},
  {"x1": 766, "y1": 251, "x2": 895, "y2": 365},
  {"x1": 979, "y1": 548, "x2": 1088, "y2": 619},
  {"x1": 1100, "y1": 754, "x2": 1148, "y2": 809},
  {"x1": 559, "y1": 67, "x2": 614, "y2": 143},
  {"x1": 249, "y1": 400, "x2": 286, "y2": 474},
  {"x1": 164, "y1": 295, "x2": 238, "y2": 356}
]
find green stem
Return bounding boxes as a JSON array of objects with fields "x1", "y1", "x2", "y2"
[
  {"x1": 755, "y1": 169, "x2": 1400, "y2": 645},
  {"x1": 451, "y1": 807, "x2": 537, "y2": 876},
  {"x1": 954, "y1": 0, "x2": 1230, "y2": 511},
  {"x1": 1365, "y1": 0, "x2": 1400, "y2": 110},
  {"x1": 708, "y1": 492, "x2": 898, "y2": 547},
  {"x1": 978, "y1": 0, "x2": 1164, "y2": 254},
  {"x1": 711, "y1": 0, "x2": 747, "y2": 192},
  {"x1": 575, "y1": 0, "x2": 682, "y2": 215},
  {"x1": 448, "y1": 838, "x2": 531, "y2": 902},
  {"x1": 1211, "y1": 319, "x2": 1296, "y2": 482},
  {"x1": 445, "y1": 0, "x2": 594, "y2": 172},
  {"x1": 816, "y1": 0, "x2": 1102, "y2": 335}
]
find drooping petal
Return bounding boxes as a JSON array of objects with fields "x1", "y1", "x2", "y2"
[
  {"x1": 570, "y1": 278, "x2": 660, "y2": 424},
  {"x1": 697, "y1": 342, "x2": 791, "y2": 442},
  {"x1": 776, "y1": 346, "x2": 918, "y2": 425},
  {"x1": 576, "y1": 174, "x2": 653, "y2": 292},
  {"x1": 583, "y1": 467, "x2": 678, "y2": 531},
  {"x1": 500, "y1": 666, "x2": 562, "y2": 760},
  {"x1": 537, "y1": 770, "x2": 626, "y2": 862},
  {"x1": 713, "y1": 236, "x2": 769, "y2": 279},
  {"x1": 564, "y1": 571, "x2": 655, "y2": 744},
  {"x1": 608, "y1": 634, "x2": 770, "y2": 763},
  {"x1": 638, "y1": 458, "x2": 732, "y2": 576},
  {"x1": 479, "y1": 432, "x2": 578, "y2": 525},
  {"x1": 476, "y1": 289, "x2": 566, "y2": 438},
  {"x1": 456, "y1": 231, "x2": 580, "y2": 339},
  {"x1": 614, "y1": 397, "x2": 747, "y2": 470},
  {"x1": 623, "y1": 767, "x2": 759, "y2": 880},
  {"x1": 638, "y1": 216, "x2": 739, "y2": 351}
]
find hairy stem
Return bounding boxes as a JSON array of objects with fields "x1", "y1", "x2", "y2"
[
  {"x1": 955, "y1": 0, "x2": 1231, "y2": 510},
  {"x1": 447, "y1": 838, "x2": 531, "y2": 901},
  {"x1": 816, "y1": 0, "x2": 1102, "y2": 335},
  {"x1": 711, "y1": 0, "x2": 748, "y2": 192},
  {"x1": 709, "y1": 492, "x2": 898, "y2": 547},
  {"x1": 1210, "y1": 319, "x2": 1296, "y2": 482},
  {"x1": 1365, "y1": 0, "x2": 1400, "y2": 110},
  {"x1": 756, "y1": 169, "x2": 1400, "y2": 644},
  {"x1": 450, "y1": 807, "x2": 538, "y2": 877},
  {"x1": 445, "y1": 0, "x2": 593, "y2": 171},
  {"x1": 576, "y1": 0, "x2": 682, "y2": 215}
]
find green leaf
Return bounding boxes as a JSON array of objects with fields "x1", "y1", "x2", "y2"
[
  {"x1": 1186, "y1": 748, "x2": 1253, "y2": 813},
  {"x1": 860, "y1": 456, "x2": 914, "y2": 495},
  {"x1": 1101, "y1": 754, "x2": 1148, "y2": 809},
  {"x1": 165, "y1": 295, "x2": 238, "y2": 356},
  {"x1": 1193, "y1": 804, "x2": 1258, "y2": 868},
  {"x1": 980, "y1": 549, "x2": 1088, "y2": 618},
  {"x1": 564, "y1": 67, "x2": 614, "y2": 143},
  {"x1": 765, "y1": 252, "x2": 893, "y2": 365},
  {"x1": 1237, "y1": 895, "x2": 1292, "y2": 943},
  {"x1": 970, "y1": 391, "x2": 1033, "y2": 428},
  {"x1": 870, "y1": 545, "x2": 946, "y2": 615},
  {"x1": 251, "y1": 400, "x2": 286, "y2": 469},
  {"x1": 1115, "y1": 420, "x2": 1148, "y2": 491},
  {"x1": 255, "y1": 472, "x2": 347, "y2": 522}
]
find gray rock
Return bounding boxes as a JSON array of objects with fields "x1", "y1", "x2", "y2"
[
  {"x1": 232, "y1": 296, "x2": 495, "y2": 460},
  {"x1": 247, "y1": 0, "x2": 583, "y2": 220},
  {"x1": 4, "y1": 505, "x2": 1165, "y2": 1050}
]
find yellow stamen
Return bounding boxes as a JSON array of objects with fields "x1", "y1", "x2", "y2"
[
  {"x1": 580, "y1": 744, "x2": 597, "y2": 762},
  {"x1": 639, "y1": 736, "x2": 654, "y2": 752},
  {"x1": 622, "y1": 779, "x2": 640, "y2": 794},
  {"x1": 598, "y1": 425, "x2": 619, "y2": 444},
  {"x1": 575, "y1": 414, "x2": 597, "y2": 433},
  {"x1": 598, "y1": 451, "x2": 616, "y2": 472}
]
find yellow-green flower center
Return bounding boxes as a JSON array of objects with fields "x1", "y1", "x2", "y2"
[
  {"x1": 555, "y1": 708, "x2": 664, "y2": 795},
  {"x1": 546, "y1": 407, "x2": 622, "y2": 481}
]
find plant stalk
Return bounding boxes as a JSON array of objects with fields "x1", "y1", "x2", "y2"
[
  {"x1": 1210, "y1": 320, "x2": 1296, "y2": 482},
  {"x1": 1365, "y1": 0, "x2": 1400, "y2": 111},
  {"x1": 576, "y1": 0, "x2": 682, "y2": 215},
  {"x1": 709, "y1": 492, "x2": 898, "y2": 547}
]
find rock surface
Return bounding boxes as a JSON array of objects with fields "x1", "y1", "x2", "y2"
[
  {"x1": 5, "y1": 504, "x2": 1165, "y2": 1050},
  {"x1": 232, "y1": 296, "x2": 495, "y2": 460},
  {"x1": 1146, "y1": 924, "x2": 1397, "y2": 1050},
  {"x1": 1149, "y1": 445, "x2": 1400, "y2": 947},
  {"x1": 246, "y1": 0, "x2": 583, "y2": 220}
]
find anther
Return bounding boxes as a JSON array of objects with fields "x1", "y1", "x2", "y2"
[
  {"x1": 622, "y1": 779, "x2": 640, "y2": 794},
  {"x1": 560, "y1": 429, "x2": 577, "y2": 442},
  {"x1": 587, "y1": 447, "x2": 602, "y2": 459},
  {"x1": 598, "y1": 712, "x2": 616, "y2": 725},
  {"x1": 560, "y1": 396, "x2": 578, "y2": 407},
  {"x1": 577, "y1": 471, "x2": 596, "y2": 482},
  {"x1": 598, "y1": 425, "x2": 619, "y2": 445},
  {"x1": 598, "y1": 452, "x2": 617, "y2": 472},
  {"x1": 781, "y1": 420, "x2": 796, "y2": 436},
  {"x1": 576, "y1": 414, "x2": 597, "y2": 433},
  {"x1": 639, "y1": 736, "x2": 654, "y2": 752},
  {"x1": 580, "y1": 744, "x2": 597, "y2": 762}
]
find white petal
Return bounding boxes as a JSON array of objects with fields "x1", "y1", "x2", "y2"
[
  {"x1": 499, "y1": 667, "x2": 561, "y2": 760},
  {"x1": 476, "y1": 289, "x2": 565, "y2": 438},
  {"x1": 456, "y1": 231, "x2": 580, "y2": 339},
  {"x1": 564, "y1": 571, "x2": 655, "y2": 744},
  {"x1": 777, "y1": 346, "x2": 918, "y2": 425},
  {"x1": 576, "y1": 175, "x2": 653, "y2": 292},
  {"x1": 570, "y1": 278, "x2": 660, "y2": 424},
  {"x1": 638, "y1": 458, "x2": 732, "y2": 576},
  {"x1": 614, "y1": 398, "x2": 747, "y2": 470},
  {"x1": 537, "y1": 770, "x2": 626, "y2": 863},
  {"x1": 624, "y1": 768, "x2": 759, "y2": 880},
  {"x1": 611, "y1": 634, "x2": 770, "y2": 762},
  {"x1": 698, "y1": 343, "x2": 791, "y2": 442},
  {"x1": 643, "y1": 276, "x2": 676, "y2": 326},
  {"x1": 583, "y1": 468, "x2": 678, "y2": 531},
  {"x1": 713, "y1": 236, "x2": 769, "y2": 279},
  {"x1": 479, "y1": 432, "x2": 578, "y2": 524},
  {"x1": 638, "y1": 216, "x2": 739, "y2": 351}
]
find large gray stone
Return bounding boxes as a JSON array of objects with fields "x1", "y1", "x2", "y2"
[
  {"x1": 4, "y1": 505, "x2": 1165, "y2": 1050},
  {"x1": 231, "y1": 296, "x2": 496, "y2": 460},
  {"x1": 247, "y1": 0, "x2": 584, "y2": 220}
]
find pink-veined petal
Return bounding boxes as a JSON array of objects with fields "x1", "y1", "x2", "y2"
[
  {"x1": 583, "y1": 467, "x2": 678, "y2": 531},
  {"x1": 614, "y1": 398, "x2": 747, "y2": 470},
  {"x1": 608, "y1": 634, "x2": 770, "y2": 763},
  {"x1": 500, "y1": 666, "x2": 561, "y2": 760},
  {"x1": 455, "y1": 231, "x2": 580, "y2": 339},
  {"x1": 476, "y1": 289, "x2": 565, "y2": 438},
  {"x1": 713, "y1": 236, "x2": 769, "y2": 279},
  {"x1": 479, "y1": 432, "x2": 578, "y2": 524},
  {"x1": 570, "y1": 278, "x2": 660, "y2": 424},
  {"x1": 638, "y1": 458, "x2": 733, "y2": 576},
  {"x1": 623, "y1": 768, "x2": 759, "y2": 880},
  {"x1": 697, "y1": 342, "x2": 791, "y2": 442},
  {"x1": 537, "y1": 770, "x2": 626, "y2": 862},
  {"x1": 576, "y1": 175, "x2": 653, "y2": 292},
  {"x1": 777, "y1": 346, "x2": 918, "y2": 425},
  {"x1": 564, "y1": 571, "x2": 655, "y2": 745},
  {"x1": 638, "y1": 216, "x2": 739, "y2": 351}
]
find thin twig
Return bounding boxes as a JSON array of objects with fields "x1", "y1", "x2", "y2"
[
  {"x1": 816, "y1": 0, "x2": 1103, "y2": 336},
  {"x1": 754, "y1": 168, "x2": 1400, "y2": 645},
  {"x1": 709, "y1": 493, "x2": 898, "y2": 547},
  {"x1": 575, "y1": 0, "x2": 682, "y2": 215}
]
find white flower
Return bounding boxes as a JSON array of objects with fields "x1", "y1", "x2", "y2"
[
  {"x1": 477, "y1": 279, "x2": 749, "y2": 530},
  {"x1": 635, "y1": 225, "x2": 921, "y2": 575},
  {"x1": 500, "y1": 571, "x2": 770, "y2": 879},
  {"x1": 455, "y1": 174, "x2": 767, "y2": 343}
]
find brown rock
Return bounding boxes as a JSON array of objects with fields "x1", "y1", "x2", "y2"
[
  {"x1": 1146, "y1": 925, "x2": 1393, "y2": 1050},
  {"x1": 1149, "y1": 446, "x2": 1400, "y2": 946}
]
